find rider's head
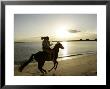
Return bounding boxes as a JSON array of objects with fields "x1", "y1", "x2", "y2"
[
  {"x1": 46, "y1": 36, "x2": 49, "y2": 40},
  {"x1": 41, "y1": 37, "x2": 44, "y2": 40},
  {"x1": 41, "y1": 36, "x2": 49, "y2": 40}
]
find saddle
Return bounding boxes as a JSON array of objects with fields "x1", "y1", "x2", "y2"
[{"x1": 44, "y1": 51, "x2": 54, "y2": 61}]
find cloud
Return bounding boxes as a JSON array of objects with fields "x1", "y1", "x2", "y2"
[{"x1": 68, "y1": 29, "x2": 81, "y2": 33}]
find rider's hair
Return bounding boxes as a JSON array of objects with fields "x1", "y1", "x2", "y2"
[{"x1": 41, "y1": 36, "x2": 49, "y2": 40}]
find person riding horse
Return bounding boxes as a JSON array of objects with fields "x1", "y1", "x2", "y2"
[
  {"x1": 41, "y1": 36, "x2": 52, "y2": 52},
  {"x1": 41, "y1": 36, "x2": 53, "y2": 60},
  {"x1": 18, "y1": 41, "x2": 64, "y2": 75}
]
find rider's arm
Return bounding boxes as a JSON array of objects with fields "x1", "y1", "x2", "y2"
[
  {"x1": 50, "y1": 42, "x2": 53, "y2": 46},
  {"x1": 48, "y1": 41, "x2": 53, "y2": 46}
]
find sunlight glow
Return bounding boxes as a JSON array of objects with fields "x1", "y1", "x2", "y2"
[
  {"x1": 62, "y1": 42, "x2": 68, "y2": 56},
  {"x1": 55, "y1": 26, "x2": 70, "y2": 39}
]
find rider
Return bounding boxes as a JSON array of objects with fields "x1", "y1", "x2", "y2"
[{"x1": 41, "y1": 36, "x2": 52, "y2": 54}]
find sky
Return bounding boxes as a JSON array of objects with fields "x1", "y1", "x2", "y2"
[{"x1": 14, "y1": 14, "x2": 97, "y2": 42}]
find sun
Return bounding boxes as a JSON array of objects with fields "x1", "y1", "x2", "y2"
[{"x1": 55, "y1": 26, "x2": 70, "y2": 39}]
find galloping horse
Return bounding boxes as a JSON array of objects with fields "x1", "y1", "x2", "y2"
[{"x1": 18, "y1": 42, "x2": 64, "y2": 75}]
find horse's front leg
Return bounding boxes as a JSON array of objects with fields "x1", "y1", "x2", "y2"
[
  {"x1": 42, "y1": 68, "x2": 47, "y2": 74},
  {"x1": 48, "y1": 61, "x2": 57, "y2": 72}
]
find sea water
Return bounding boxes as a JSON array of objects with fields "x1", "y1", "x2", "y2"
[{"x1": 14, "y1": 41, "x2": 97, "y2": 64}]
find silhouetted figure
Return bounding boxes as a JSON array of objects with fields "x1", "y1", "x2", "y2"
[
  {"x1": 95, "y1": 38, "x2": 97, "y2": 41},
  {"x1": 86, "y1": 39, "x2": 90, "y2": 41},
  {"x1": 41, "y1": 36, "x2": 52, "y2": 53},
  {"x1": 18, "y1": 42, "x2": 64, "y2": 75},
  {"x1": 41, "y1": 36, "x2": 53, "y2": 60}
]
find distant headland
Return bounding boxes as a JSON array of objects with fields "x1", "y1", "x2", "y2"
[{"x1": 52, "y1": 38, "x2": 97, "y2": 42}]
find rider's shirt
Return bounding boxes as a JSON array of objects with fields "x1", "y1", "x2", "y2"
[{"x1": 42, "y1": 40, "x2": 51, "y2": 49}]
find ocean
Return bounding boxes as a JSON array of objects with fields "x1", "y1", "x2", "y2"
[{"x1": 14, "y1": 41, "x2": 97, "y2": 64}]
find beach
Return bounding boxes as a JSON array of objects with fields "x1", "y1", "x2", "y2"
[{"x1": 14, "y1": 54, "x2": 97, "y2": 76}]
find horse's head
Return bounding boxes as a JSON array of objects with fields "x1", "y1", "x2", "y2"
[{"x1": 55, "y1": 42, "x2": 64, "y2": 49}]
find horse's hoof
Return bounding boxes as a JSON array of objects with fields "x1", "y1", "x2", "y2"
[
  {"x1": 18, "y1": 67, "x2": 22, "y2": 72},
  {"x1": 52, "y1": 73, "x2": 56, "y2": 76},
  {"x1": 48, "y1": 70, "x2": 51, "y2": 72},
  {"x1": 40, "y1": 73, "x2": 45, "y2": 76},
  {"x1": 55, "y1": 68, "x2": 56, "y2": 71},
  {"x1": 45, "y1": 71, "x2": 47, "y2": 74}
]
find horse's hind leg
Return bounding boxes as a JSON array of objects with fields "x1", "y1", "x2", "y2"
[
  {"x1": 18, "y1": 54, "x2": 34, "y2": 72},
  {"x1": 54, "y1": 61, "x2": 58, "y2": 70},
  {"x1": 38, "y1": 61, "x2": 46, "y2": 75}
]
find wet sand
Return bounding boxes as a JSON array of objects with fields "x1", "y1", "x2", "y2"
[{"x1": 14, "y1": 54, "x2": 97, "y2": 76}]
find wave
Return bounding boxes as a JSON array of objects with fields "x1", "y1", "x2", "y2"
[{"x1": 58, "y1": 54, "x2": 83, "y2": 58}]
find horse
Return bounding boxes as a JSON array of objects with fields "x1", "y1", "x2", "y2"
[{"x1": 18, "y1": 42, "x2": 64, "y2": 75}]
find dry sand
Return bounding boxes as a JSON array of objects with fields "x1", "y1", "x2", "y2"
[{"x1": 14, "y1": 54, "x2": 97, "y2": 76}]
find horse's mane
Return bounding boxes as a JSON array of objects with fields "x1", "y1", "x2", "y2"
[{"x1": 52, "y1": 42, "x2": 60, "y2": 49}]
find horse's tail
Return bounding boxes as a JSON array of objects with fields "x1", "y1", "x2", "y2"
[{"x1": 18, "y1": 54, "x2": 34, "y2": 72}]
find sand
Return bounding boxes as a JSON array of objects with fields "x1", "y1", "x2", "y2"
[{"x1": 14, "y1": 54, "x2": 97, "y2": 76}]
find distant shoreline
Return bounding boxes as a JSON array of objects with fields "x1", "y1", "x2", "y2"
[
  {"x1": 15, "y1": 40, "x2": 97, "y2": 43},
  {"x1": 52, "y1": 40, "x2": 97, "y2": 42}
]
